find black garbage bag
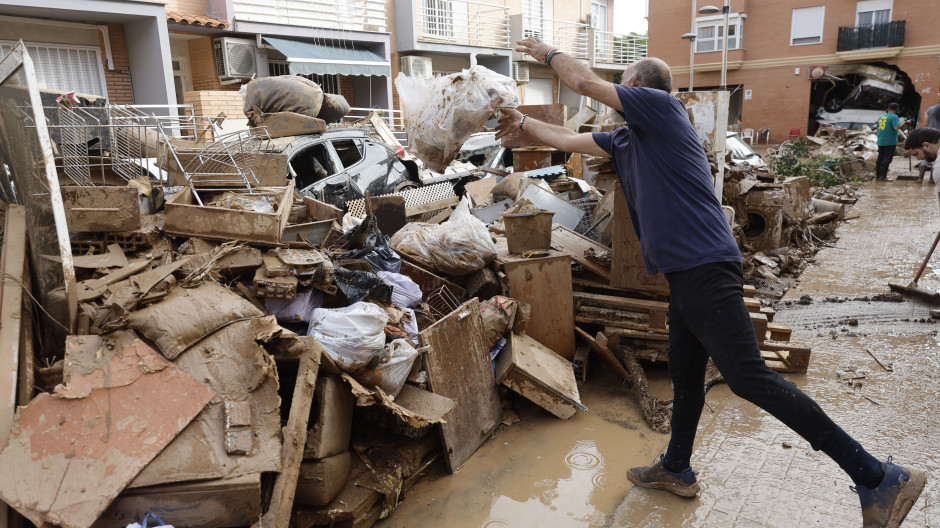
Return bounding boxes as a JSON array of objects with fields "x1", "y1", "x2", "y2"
[
  {"x1": 337, "y1": 216, "x2": 402, "y2": 273},
  {"x1": 334, "y1": 266, "x2": 393, "y2": 305}
]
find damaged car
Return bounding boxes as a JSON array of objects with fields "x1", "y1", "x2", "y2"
[{"x1": 273, "y1": 129, "x2": 420, "y2": 209}]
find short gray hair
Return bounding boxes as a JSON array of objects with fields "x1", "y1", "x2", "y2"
[{"x1": 624, "y1": 58, "x2": 673, "y2": 93}]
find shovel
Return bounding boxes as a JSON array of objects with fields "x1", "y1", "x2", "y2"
[{"x1": 889, "y1": 190, "x2": 940, "y2": 302}]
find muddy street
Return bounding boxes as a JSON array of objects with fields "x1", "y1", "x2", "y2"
[{"x1": 380, "y1": 162, "x2": 940, "y2": 528}]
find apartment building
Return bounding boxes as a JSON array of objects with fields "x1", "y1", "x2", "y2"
[
  {"x1": 0, "y1": 0, "x2": 175, "y2": 106},
  {"x1": 393, "y1": 0, "x2": 646, "y2": 116},
  {"x1": 168, "y1": 0, "x2": 647, "y2": 121},
  {"x1": 0, "y1": 0, "x2": 648, "y2": 124},
  {"x1": 649, "y1": 0, "x2": 940, "y2": 143}
]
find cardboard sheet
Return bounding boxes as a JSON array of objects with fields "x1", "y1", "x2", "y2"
[{"x1": 0, "y1": 332, "x2": 213, "y2": 528}]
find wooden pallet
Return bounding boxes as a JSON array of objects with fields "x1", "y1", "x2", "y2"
[{"x1": 575, "y1": 290, "x2": 810, "y2": 373}]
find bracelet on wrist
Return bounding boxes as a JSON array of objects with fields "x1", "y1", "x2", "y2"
[
  {"x1": 545, "y1": 49, "x2": 561, "y2": 65},
  {"x1": 519, "y1": 114, "x2": 528, "y2": 131}
]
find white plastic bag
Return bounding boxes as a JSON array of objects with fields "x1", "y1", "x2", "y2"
[
  {"x1": 307, "y1": 302, "x2": 388, "y2": 371},
  {"x1": 391, "y1": 197, "x2": 498, "y2": 276},
  {"x1": 354, "y1": 339, "x2": 420, "y2": 398},
  {"x1": 377, "y1": 271, "x2": 423, "y2": 308},
  {"x1": 395, "y1": 62, "x2": 518, "y2": 173},
  {"x1": 265, "y1": 290, "x2": 322, "y2": 323}
]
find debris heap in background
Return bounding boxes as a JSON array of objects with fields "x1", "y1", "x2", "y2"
[{"x1": 0, "y1": 79, "x2": 847, "y2": 528}]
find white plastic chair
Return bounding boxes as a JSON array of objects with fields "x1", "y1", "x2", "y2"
[{"x1": 741, "y1": 128, "x2": 755, "y2": 145}]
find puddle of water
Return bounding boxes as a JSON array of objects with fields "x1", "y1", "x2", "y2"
[{"x1": 375, "y1": 387, "x2": 667, "y2": 528}]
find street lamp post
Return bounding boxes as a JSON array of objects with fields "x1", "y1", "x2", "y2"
[
  {"x1": 681, "y1": 33, "x2": 697, "y2": 91},
  {"x1": 698, "y1": 0, "x2": 730, "y2": 90}
]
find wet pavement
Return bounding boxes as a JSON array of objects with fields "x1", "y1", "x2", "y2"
[{"x1": 378, "y1": 160, "x2": 940, "y2": 528}]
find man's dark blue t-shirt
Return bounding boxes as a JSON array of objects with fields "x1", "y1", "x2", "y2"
[{"x1": 592, "y1": 85, "x2": 741, "y2": 276}]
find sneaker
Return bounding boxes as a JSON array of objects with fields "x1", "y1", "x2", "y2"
[
  {"x1": 856, "y1": 457, "x2": 926, "y2": 528},
  {"x1": 626, "y1": 455, "x2": 701, "y2": 498}
]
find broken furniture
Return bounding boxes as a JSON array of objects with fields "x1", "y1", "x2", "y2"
[
  {"x1": 164, "y1": 182, "x2": 295, "y2": 245},
  {"x1": 494, "y1": 332, "x2": 584, "y2": 419},
  {"x1": 494, "y1": 244, "x2": 576, "y2": 359},
  {"x1": 575, "y1": 288, "x2": 810, "y2": 373}
]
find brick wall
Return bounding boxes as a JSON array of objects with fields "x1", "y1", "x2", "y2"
[
  {"x1": 188, "y1": 36, "x2": 243, "y2": 92},
  {"x1": 338, "y1": 75, "x2": 357, "y2": 108},
  {"x1": 183, "y1": 90, "x2": 245, "y2": 120},
  {"x1": 98, "y1": 23, "x2": 134, "y2": 104},
  {"x1": 650, "y1": 0, "x2": 940, "y2": 142}
]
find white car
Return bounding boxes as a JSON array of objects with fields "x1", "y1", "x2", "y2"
[{"x1": 727, "y1": 132, "x2": 766, "y2": 168}]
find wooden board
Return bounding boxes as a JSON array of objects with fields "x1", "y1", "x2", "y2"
[
  {"x1": 611, "y1": 184, "x2": 669, "y2": 294},
  {"x1": 0, "y1": 205, "x2": 26, "y2": 446},
  {"x1": 165, "y1": 183, "x2": 294, "y2": 245},
  {"x1": 495, "y1": 332, "x2": 582, "y2": 419},
  {"x1": 366, "y1": 195, "x2": 407, "y2": 236},
  {"x1": 573, "y1": 291, "x2": 668, "y2": 329},
  {"x1": 501, "y1": 104, "x2": 568, "y2": 148},
  {"x1": 420, "y1": 299, "x2": 502, "y2": 472},
  {"x1": 253, "y1": 337, "x2": 322, "y2": 528},
  {"x1": 92, "y1": 474, "x2": 261, "y2": 528},
  {"x1": 574, "y1": 327, "x2": 630, "y2": 381},
  {"x1": 550, "y1": 225, "x2": 612, "y2": 281},
  {"x1": 499, "y1": 254, "x2": 576, "y2": 358}
]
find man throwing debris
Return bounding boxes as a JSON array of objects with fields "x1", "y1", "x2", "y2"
[{"x1": 495, "y1": 37, "x2": 926, "y2": 528}]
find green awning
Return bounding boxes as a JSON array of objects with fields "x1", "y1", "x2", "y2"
[{"x1": 263, "y1": 36, "x2": 390, "y2": 77}]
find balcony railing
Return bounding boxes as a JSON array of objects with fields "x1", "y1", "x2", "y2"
[
  {"x1": 522, "y1": 16, "x2": 590, "y2": 60},
  {"x1": 416, "y1": 0, "x2": 510, "y2": 49},
  {"x1": 594, "y1": 31, "x2": 647, "y2": 65},
  {"x1": 837, "y1": 20, "x2": 905, "y2": 51},
  {"x1": 233, "y1": 0, "x2": 387, "y2": 32}
]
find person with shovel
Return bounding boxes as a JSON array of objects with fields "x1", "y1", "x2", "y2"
[{"x1": 495, "y1": 37, "x2": 926, "y2": 528}]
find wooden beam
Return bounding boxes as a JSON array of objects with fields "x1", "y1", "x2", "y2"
[
  {"x1": 574, "y1": 326, "x2": 630, "y2": 382},
  {"x1": 253, "y1": 338, "x2": 322, "y2": 528},
  {"x1": 0, "y1": 205, "x2": 27, "y2": 442}
]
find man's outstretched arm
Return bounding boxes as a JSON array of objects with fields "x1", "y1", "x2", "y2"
[
  {"x1": 494, "y1": 107, "x2": 609, "y2": 158},
  {"x1": 514, "y1": 37, "x2": 623, "y2": 112}
]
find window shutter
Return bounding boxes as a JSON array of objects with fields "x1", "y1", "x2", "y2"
[
  {"x1": 790, "y1": 6, "x2": 825, "y2": 44},
  {"x1": 0, "y1": 40, "x2": 107, "y2": 98}
]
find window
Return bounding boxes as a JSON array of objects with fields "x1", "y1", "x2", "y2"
[
  {"x1": 332, "y1": 139, "x2": 363, "y2": 168},
  {"x1": 423, "y1": 0, "x2": 454, "y2": 38},
  {"x1": 0, "y1": 40, "x2": 107, "y2": 97},
  {"x1": 592, "y1": 1, "x2": 609, "y2": 58},
  {"x1": 790, "y1": 6, "x2": 825, "y2": 45},
  {"x1": 524, "y1": 0, "x2": 546, "y2": 39},
  {"x1": 265, "y1": 63, "x2": 340, "y2": 95},
  {"x1": 856, "y1": 0, "x2": 892, "y2": 26},
  {"x1": 695, "y1": 15, "x2": 743, "y2": 53}
]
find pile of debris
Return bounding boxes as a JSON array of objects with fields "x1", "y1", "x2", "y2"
[
  {"x1": 807, "y1": 123, "x2": 879, "y2": 161},
  {"x1": 0, "y1": 77, "x2": 830, "y2": 528}
]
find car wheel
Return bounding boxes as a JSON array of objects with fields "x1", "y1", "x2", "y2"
[
  {"x1": 395, "y1": 180, "x2": 419, "y2": 193},
  {"x1": 823, "y1": 98, "x2": 843, "y2": 113}
]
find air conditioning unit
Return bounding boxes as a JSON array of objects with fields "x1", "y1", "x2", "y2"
[
  {"x1": 214, "y1": 37, "x2": 257, "y2": 79},
  {"x1": 401, "y1": 56, "x2": 433, "y2": 78},
  {"x1": 512, "y1": 62, "x2": 530, "y2": 83},
  {"x1": 584, "y1": 14, "x2": 599, "y2": 27}
]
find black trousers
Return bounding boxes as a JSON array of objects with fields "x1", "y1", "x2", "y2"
[
  {"x1": 876, "y1": 144, "x2": 897, "y2": 168},
  {"x1": 663, "y1": 261, "x2": 840, "y2": 468}
]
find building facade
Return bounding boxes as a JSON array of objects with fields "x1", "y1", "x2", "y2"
[
  {"x1": 0, "y1": 0, "x2": 176, "y2": 106},
  {"x1": 0, "y1": 0, "x2": 649, "y2": 126},
  {"x1": 649, "y1": 0, "x2": 940, "y2": 142}
]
